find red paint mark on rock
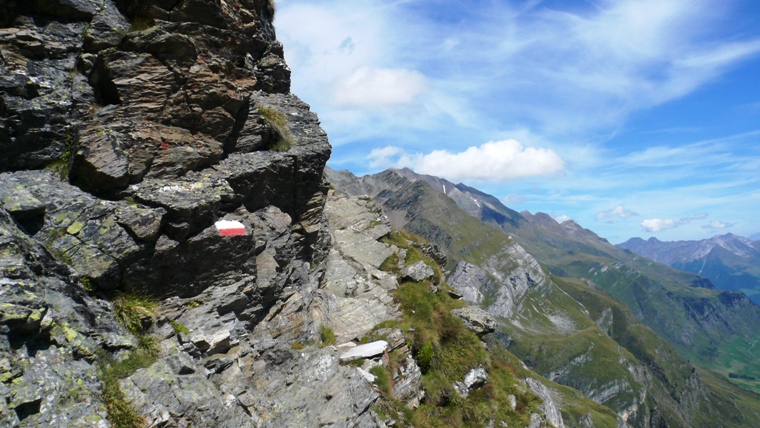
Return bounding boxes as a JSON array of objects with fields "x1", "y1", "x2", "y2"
[
  {"x1": 161, "y1": 138, "x2": 169, "y2": 149},
  {"x1": 215, "y1": 220, "x2": 247, "y2": 236}
]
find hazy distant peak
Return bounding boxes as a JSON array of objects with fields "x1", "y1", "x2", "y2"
[{"x1": 618, "y1": 232, "x2": 759, "y2": 267}]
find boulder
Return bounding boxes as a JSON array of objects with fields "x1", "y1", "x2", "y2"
[
  {"x1": 400, "y1": 261, "x2": 434, "y2": 282},
  {"x1": 451, "y1": 306, "x2": 498, "y2": 336},
  {"x1": 453, "y1": 367, "x2": 488, "y2": 398}
]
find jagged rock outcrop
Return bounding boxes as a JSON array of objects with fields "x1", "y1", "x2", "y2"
[
  {"x1": 448, "y1": 239, "x2": 545, "y2": 319},
  {"x1": 453, "y1": 367, "x2": 488, "y2": 398},
  {"x1": 525, "y1": 378, "x2": 565, "y2": 428}
]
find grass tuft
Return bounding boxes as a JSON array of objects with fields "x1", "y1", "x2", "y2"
[
  {"x1": 170, "y1": 320, "x2": 190, "y2": 335},
  {"x1": 258, "y1": 105, "x2": 294, "y2": 151},
  {"x1": 128, "y1": 15, "x2": 155, "y2": 33},
  {"x1": 343, "y1": 358, "x2": 365, "y2": 367},
  {"x1": 379, "y1": 253, "x2": 400, "y2": 273},
  {"x1": 45, "y1": 133, "x2": 73, "y2": 180},
  {"x1": 112, "y1": 292, "x2": 157, "y2": 334},
  {"x1": 370, "y1": 365, "x2": 392, "y2": 396},
  {"x1": 320, "y1": 325, "x2": 337, "y2": 347},
  {"x1": 98, "y1": 347, "x2": 158, "y2": 428}
]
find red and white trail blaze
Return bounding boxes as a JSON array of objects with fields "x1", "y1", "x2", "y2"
[{"x1": 215, "y1": 220, "x2": 247, "y2": 236}]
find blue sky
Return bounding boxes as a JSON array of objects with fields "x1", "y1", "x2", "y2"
[{"x1": 275, "y1": 0, "x2": 760, "y2": 243}]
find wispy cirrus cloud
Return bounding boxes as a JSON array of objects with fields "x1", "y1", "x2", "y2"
[
  {"x1": 703, "y1": 221, "x2": 736, "y2": 230},
  {"x1": 331, "y1": 66, "x2": 429, "y2": 109},
  {"x1": 278, "y1": 0, "x2": 760, "y2": 148}
]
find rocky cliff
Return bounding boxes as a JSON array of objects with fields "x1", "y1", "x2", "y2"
[{"x1": 0, "y1": 1, "x2": 380, "y2": 426}]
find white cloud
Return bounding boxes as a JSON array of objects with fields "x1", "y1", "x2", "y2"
[
  {"x1": 641, "y1": 213, "x2": 709, "y2": 232},
  {"x1": 703, "y1": 220, "x2": 735, "y2": 230},
  {"x1": 641, "y1": 218, "x2": 677, "y2": 232},
  {"x1": 596, "y1": 205, "x2": 639, "y2": 220},
  {"x1": 367, "y1": 146, "x2": 409, "y2": 168},
  {"x1": 554, "y1": 215, "x2": 571, "y2": 223},
  {"x1": 331, "y1": 66, "x2": 429, "y2": 108},
  {"x1": 367, "y1": 140, "x2": 565, "y2": 182}
]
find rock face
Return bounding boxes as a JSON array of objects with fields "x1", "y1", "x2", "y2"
[
  {"x1": 313, "y1": 193, "x2": 400, "y2": 343},
  {"x1": 525, "y1": 378, "x2": 566, "y2": 428},
  {"x1": 0, "y1": 207, "x2": 133, "y2": 426},
  {"x1": 0, "y1": 2, "x2": 394, "y2": 427},
  {"x1": 447, "y1": 239, "x2": 546, "y2": 319}
]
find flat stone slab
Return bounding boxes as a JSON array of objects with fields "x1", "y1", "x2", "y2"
[
  {"x1": 334, "y1": 229, "x2": 394, "y2": 269},
  {"x1": 339, "y1": 340, "x2": 388, "y2": 362}
]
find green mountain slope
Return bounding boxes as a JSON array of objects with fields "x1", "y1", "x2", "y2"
[
  {"x1": 335, "y1": 167, "x2": 760, "y2": 395},
  {"x1": 326, "y1": 167, "x2": 760, "y2": 426}
]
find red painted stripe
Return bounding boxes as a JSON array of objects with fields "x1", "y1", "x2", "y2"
[{"x1": 218, "y1": 227, "x2": 246, "y2": 236}]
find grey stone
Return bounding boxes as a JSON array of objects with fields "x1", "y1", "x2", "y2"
[
  {"x1": 525, "y1": 378, "x2": 566, "y2": 428},
  {"x1": 374, "y1": 327, "x2": 405, "y2": 350},
  {"x1": 400, "y1": 260, "x2": 434, "y2": 282},
  {"x1": 0, "y1": 207, "x2": 130, "y2": 427},
  {"x1": 451, "y1": 306, "x2": 498, "y2": 336},
  {"x1": 447, "y1": 261, "x2": 488, "y2": 304},
  {"x1": 121, "y1": 353, "x2": 253, "y2": 428},
  {"x1": 447, "y1": 241, "x2": 546, "y2": 319},
  {"x1": 453, "y1": 367, "x2": 489, "y2": 398},
  {"x1": 392, "y1": 356, "x2": 425, "y2": 408},
  {"x1": 334, "y1": 228, "x2": 394, "y2": 269},
  {"x1": 340, "y1": 340, "x2": 389, "y2": 362}
]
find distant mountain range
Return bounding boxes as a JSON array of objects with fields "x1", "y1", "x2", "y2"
[
  {"x1": 327, "y1": 166, "x2": 760, "y2": 426},
  {"x1": 618, "y1": 234, "x2": 760, "y2": 305}
]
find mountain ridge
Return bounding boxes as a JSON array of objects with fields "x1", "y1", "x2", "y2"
[
  {"x1": 326, "y1": 167, "x2": 760, "y2": 396},
  {"x1": 325, "y1": 166, "x2": 760, "y2": 426},
  {"x1": 618, "y1": 234, "x2": 760, "y2": 305}
]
